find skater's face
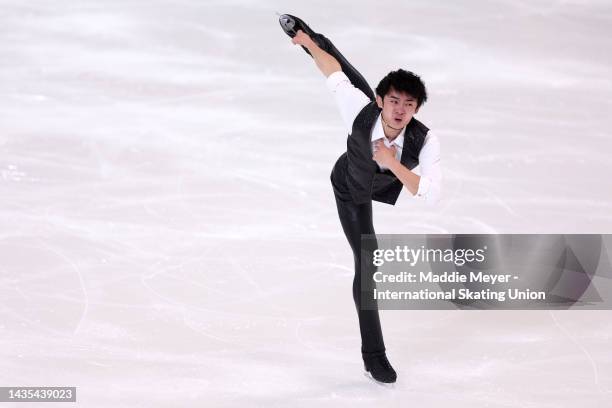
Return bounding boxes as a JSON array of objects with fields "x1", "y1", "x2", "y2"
[{"x1": 376, "y1": 88, "x2": 419, "y2": 130}]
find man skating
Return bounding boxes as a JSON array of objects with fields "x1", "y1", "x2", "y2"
[{"x1": 280, "y1": 14, "x2": 441, "y2": 384}]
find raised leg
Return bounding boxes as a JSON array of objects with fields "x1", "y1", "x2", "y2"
[{"x1": 279, "y1": 14, "x2": 375, "y2": 101}]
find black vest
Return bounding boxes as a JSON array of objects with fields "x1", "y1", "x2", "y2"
[{"x1": 333, "y1": 101, "x2": 429, "y2": 205}]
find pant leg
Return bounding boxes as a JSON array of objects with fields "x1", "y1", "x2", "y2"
[
  {"x1": 334, "y1": 195, "x2": 386, "y2": 356},
  {"x1": 303, "y1": 32, "x2": 375, "y2": 102}
]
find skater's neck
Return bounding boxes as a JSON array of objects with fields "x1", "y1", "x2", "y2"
[{"x1": 381, "y1": 117, "x2": 403, "y2": 141}]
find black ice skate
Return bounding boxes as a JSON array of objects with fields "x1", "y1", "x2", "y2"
[
  {"x1": 278, "y1": 13, "x2": 317, "y2": 38},
  {"x1": 363, "y1": 354, "x2": 397, "y2": 384},
  {"x1": 278, "y1": 13, "x2": 320, "y2": 56}
]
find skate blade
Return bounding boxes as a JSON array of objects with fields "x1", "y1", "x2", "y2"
[{"x1": 363, "y1": 371, "x2": 396, "y2": 388}]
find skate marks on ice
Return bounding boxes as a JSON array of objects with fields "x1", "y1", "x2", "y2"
[{"x1": 2, "y1": 0, "x2": 612, "y2": 407}]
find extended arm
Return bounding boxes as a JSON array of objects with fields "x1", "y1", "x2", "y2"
[{"x1": 291, "y1": 30, "x2": 341, "y2": 77}]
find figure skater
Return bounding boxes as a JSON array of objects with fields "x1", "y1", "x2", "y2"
[{"x1": 279, "y1": 14, "x2": 441, "y2": 384}]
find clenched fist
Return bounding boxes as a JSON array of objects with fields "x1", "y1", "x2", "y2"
[{"x1": 372, "y1": 140, "x2": 398, "y2": 168}]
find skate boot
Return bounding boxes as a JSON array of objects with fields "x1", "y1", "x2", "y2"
[
  {"x1": 278, "y1": 13, "x2": 317, "y2": 39},
  {"x1": 363, "y1": 354, "x2": 397, "y2": 383},
  {"x1": 278, "y1": 13, "x2": 322, "y2": 56}
]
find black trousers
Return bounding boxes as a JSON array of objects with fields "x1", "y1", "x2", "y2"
[
  {"x1": 334, "y1": 197, "x2": 386, "y2": 357},
  {"x1": 305, "y1": 32, "x2": 375, "y2": 102}
]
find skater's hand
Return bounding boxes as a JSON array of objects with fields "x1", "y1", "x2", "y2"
[
  {"x1": 372, "y1": 140, "x2": 398, "y2": 167},
  {"x1": 292, "y1": 30, "x2": 316, "y2": 48}
]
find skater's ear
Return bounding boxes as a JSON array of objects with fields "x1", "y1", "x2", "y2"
[{"x1": 376, "y1": 95, "x2": 384, "y2": 108}]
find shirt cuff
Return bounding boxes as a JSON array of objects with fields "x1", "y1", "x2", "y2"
[
  {"x1": 326, "y1": 71, "x2": 349, "y2": 92},
  {"x1": 416, "y1": 176, "x2": 431, "y2": 198}
]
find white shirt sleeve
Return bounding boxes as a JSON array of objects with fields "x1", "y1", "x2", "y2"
[
  {"x1": 326, "y1": 71, "x2": 370, "y2": 134},
  {"x1": 414, "y1": 133, "x2": 442, "y2": 205}
]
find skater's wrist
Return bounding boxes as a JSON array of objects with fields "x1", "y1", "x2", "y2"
[{"x1": 386, "y1": 157, "x2": 402, "y2": 171}]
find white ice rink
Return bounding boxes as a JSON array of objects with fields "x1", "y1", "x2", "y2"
[{"x1": 1, "y1": 0, "x2": 612, "y2": 406}]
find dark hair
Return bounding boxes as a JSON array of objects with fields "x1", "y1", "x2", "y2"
[{"x1": 375, "y1": 69, "x2": 428, "y2": 108}]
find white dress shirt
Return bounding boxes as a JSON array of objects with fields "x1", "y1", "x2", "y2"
[{"x1": 326, "y1": 71, "x2": 441, "y2": 204}]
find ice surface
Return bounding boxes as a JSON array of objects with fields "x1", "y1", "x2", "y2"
[{"x1": 1, "y1": 0, "x2": 612, "y2": 406}]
